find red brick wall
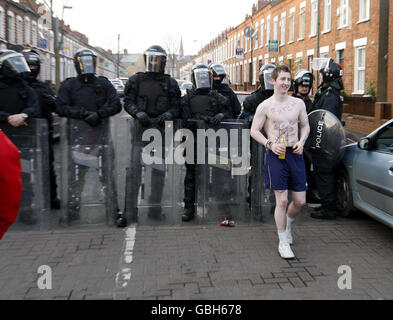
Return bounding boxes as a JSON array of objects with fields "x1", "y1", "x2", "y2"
[{"x1": 226, "y1": 0, "x2": 380, "y2": 97}]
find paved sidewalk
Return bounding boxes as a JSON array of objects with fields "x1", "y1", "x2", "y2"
[{"x1": 1, "y1": 207, "x2": 393, "y2": 300}]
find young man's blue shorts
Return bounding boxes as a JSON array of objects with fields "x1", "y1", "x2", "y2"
[{"x1": 265, "y1": 148, "x2": 308, "y2": 192}]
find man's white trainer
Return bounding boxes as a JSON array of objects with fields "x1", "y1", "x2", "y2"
[{"x1": 278, "y1": 242, "x2": 295, "y2": 259}]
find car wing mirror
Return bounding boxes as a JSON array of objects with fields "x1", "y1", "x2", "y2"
[{"x1": 358, "y1": 137, "x2": 370, "y2": 150}]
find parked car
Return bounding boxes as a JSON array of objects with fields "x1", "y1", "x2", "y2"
[
  {"x1": 119, "y1": 77, "x2": 129, "y2": 87},
  {"x1": 109, "y1": 78, "x2": 125, "y2": 97},
  {"x1": 336, "y1": 119, "x2": 393, "y2": 229},
  {"x1": 180, "y1": 81, "x2": 193, "y2": 96}
]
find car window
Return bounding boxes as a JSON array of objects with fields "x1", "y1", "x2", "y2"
[{"x1": 372, "y1": 123, "x2": 393, "y2": 153}]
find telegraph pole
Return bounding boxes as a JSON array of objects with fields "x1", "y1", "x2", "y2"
[{"x1": 117, "y1": 34, "x2": 120, "y2": 78}]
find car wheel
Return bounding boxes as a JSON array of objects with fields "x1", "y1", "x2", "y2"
[{"x1": 336, "y1": 170, "x2": 354, "y2": 217}]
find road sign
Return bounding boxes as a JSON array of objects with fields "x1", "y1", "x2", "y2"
[
  {"x1": 236, "y1": 48, "x2": 244, "y2": 59},
  {"x1": 268, "y1": 40, "x2": 279, "y2": 53}
]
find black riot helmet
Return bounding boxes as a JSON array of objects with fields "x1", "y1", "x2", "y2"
[
  {"x1": 0, "y1": 50, "x2": 30, "y2": 78},
  {"x1": 293, "y1": 69, "x2": 313, "y2": 95},
  {"x1": 22, "y1": 49, "x2": 41, "y2": 79},
  {"x1": 259, "y1": 64, "x2": 275, "y2": 90},
  {"x1": 209, "y1": 63, "x2": 227, "y2": 85},
  {"x1": 74, "y1": 48, "x2": 97, "y2": 76},
  {"x1": 313, "y1": 58, "x2": 344, "y2": 90},
  {"x1": 191, "y1": 63, "x2": 212, "y2": 90},
  {"x1": 144, "y1": 45, "x2": 167, "y2": 73}
]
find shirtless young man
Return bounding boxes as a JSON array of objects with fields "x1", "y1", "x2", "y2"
[{"x1": 250, "y1": 65, "x2": 310, "y2": 259}]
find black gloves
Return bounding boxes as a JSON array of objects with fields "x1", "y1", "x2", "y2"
[
  {"x1": 210, "y1": 113, "x2": 225, "y2": 125},
  {"x1": 135, "y1": 112, "x2": 152, "y2": 126},
  {"x1": 41, "y1": 93, "x2": 56, "y2": 107},
  {"x1": 84, "y1": 112, "x2": 101, "y2": 127},
  {"x1": 157, "y1": 112, "x2": 173, "y2": 125}
]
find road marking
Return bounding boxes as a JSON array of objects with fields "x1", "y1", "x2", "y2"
[{"x1": 115, "y1": 225, "x2": 136, "y2": 290}]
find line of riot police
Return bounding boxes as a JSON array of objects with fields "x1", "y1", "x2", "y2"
[{"x1": 0, "y1": 43, "x2": 345, "y2": 229}]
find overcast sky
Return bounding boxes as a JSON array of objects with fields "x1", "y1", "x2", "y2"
[{"x1": 45, "y1": 0, "x2": 257, "y2": 55}]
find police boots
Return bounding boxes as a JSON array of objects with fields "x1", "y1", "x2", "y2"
[{"x1": 182, "y1": 204, "x2": 195, "y2": 222}]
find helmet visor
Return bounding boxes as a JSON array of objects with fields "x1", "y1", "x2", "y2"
[
  {"x1": 1, "y1": 54, "x2": 30, "y2": 75},
  {"x1": 193, "y1": 68, "x2": 211, "y2": 89},
  {"x1": 145, "y1": 52, "x2": 166, "y2": 73},
  {"x1": 312, "y1": 58, "x2": 332, "y2": 72},
  {"x1": 78, "y1": 55, "x2": 96, "y2": 74},
  {"x1": 211, "y1": 64, "x2": 226, "y2": 77},
  {"x1": 263, "y1": 69, "x2": 274, "y2": 90}
]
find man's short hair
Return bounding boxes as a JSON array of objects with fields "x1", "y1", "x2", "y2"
[{"x1": 271, "y1": 65, "x2": 291, "y2": 81}]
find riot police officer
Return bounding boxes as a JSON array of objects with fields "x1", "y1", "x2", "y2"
[
  {"x1": 0, "y1": 50, "x2": 39, "y2": 127},
  {"x1": 238, "y1": 64, "x2": 275, "y2": 121},
  {"x1": 56, "y1": 48, "x2": 122, "y2": 224},
  {"x1": 292, "y1": 69, "x2": 319, "y2": 204},
  {"x1": 181, "y1": 63, "x2": 231, "y2": 222},
  {"x1": 123, "y1": 45, "x2": 180, "y2": 125},
  {"x1": 123, "y1": 45, "x2": 181, "y2": 223},
  {"x1": 0, "y1": 50, "x2": 40, "y2": 225},
  {"x1": 209, "y1": 63, "x2": 241, "y2": 118},
  {"x1": 22, "y1": 49, "x2": 60, "y2": 209},
  {"x1": 309, "y1": 58, "x2": 344, "y2": 220},
  {"x1": 292, "y1": 69, "x2": 314, "y2": 113}
]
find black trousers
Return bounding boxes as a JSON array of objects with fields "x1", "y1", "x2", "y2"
[{"x1": 313, "y1": 164, "x2": 337, "y2": 212}]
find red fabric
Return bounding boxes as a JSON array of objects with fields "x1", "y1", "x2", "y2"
[{"x1": 0, "y1": 131, "x2": 22, "y2": 240}]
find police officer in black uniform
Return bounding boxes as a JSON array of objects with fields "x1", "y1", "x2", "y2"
[
  {"x1": 0, "y1": 49, "x2": 40, "y2": 224},
  {"x1": 181, "y1": 63, "x2": 231, "y2": 222},
  {"x1": 22, "y1": 49, "x2": 60, "y2": 210},
  {"x1": 292, "y1": 69, "x2": 314, "y2": 113},
  {"x1": 209, "y1": 63, "x2": 241, "y2": 118},
  {"x1": 123, "y1": 45, "x2": 181, "y2": 222},
  {"x1": 292, "y1": 69, "x2": 319, "y2": 204},
  {"x1": 309, "y1": 58, "x2": 344, "y2": 220},
  {"x1": 56, "y1": 48, "x2": 122, "y2": 224},
  {"x1": 238, "y1": 64, "x2": 275, "y2": 121}
]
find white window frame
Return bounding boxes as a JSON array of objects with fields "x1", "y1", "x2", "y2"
[
  {"x1": 24, "y1": 16, "x2": 30, "y2": 45},
  {"x1": 32, "y1": 21, "x2": 37, "y2": 47},
  {"x1": 323, "y1": 0, "x2": 331, "y2": 33},
  {"x1": 255, "y1": 23, "x2": 259, "y2": 48},
  {"x1": 310, "y1": 0, "x2": 318, "y2": 37},
  {"x1": 339, "y1": 0, "x2": 349, "y2": 29},
  {"x1": 299, "y1": 4, "x2": 306, "y2": 40},
  {"x1": 7, "y1": 11, "x2": 15, "y2": 43},
  {"x1": 260, "y1": 19, "x2": 264, "y2": 48},
  {"x1": 273, "y1": 16, "x2": 278, "y2": 41},
  {"x1": 354, "y1": 46, "x2": 366, "y2": 94},
  {"x1": 266, "y1": 15, "x2": 271, "y2": 45},
  {"x1": 0, "y1": 6, "x2": 5, "y2": 40},
  {"x1": 16, "y1": 16, "x2": 23, "y2": 44},
  {"x1": 280, "y1": 12, "x2": 286, "y2": 46},
  {"x1": 252, "y1": 57, "x2": 257, "y2": 85},
  {"x1": 289, "y1": 8, "x2": 295, "y2": 43},
  {"x1": 358, "y1": 0, "x2": 370, "y2": 23}
]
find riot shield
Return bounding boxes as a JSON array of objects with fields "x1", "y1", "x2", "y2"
[
  {"x1": 0, "y1": 119, "x2": 51, "y2": 229},
  {"x1": 60, "y1": 118, "x2": 117, "y2": 225},
  {"x1": 123, "y1": 119, "x2": 183, "y2": 225},
  {"x1": 250, "y1": 136, "x2": 276, "y2": 221},
  {"x1": 193, "y1": 119, "x2": 250, "y2": 224},
  {"x1": 305, "y1": 109, "x2": 347, "y2": 168}
]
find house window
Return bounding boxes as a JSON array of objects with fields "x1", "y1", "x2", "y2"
[
  {"x1": 354, "y1": 46, "x2": 366, "y2": 94},
  {"x1": 323, "y1": 0, "x2": 331, "y2": 32},
  {"x1": 0, "y1": 7, "x2": 5, "y2": 39},
  {"x1": 24, "y1": 17, "x2": 30, "y2": 45},
  {"x1": 255, "y1": 23, "x2": 259, "y2": 48},
  {"x1": 16, "y1": 16, "x2": 23, "y2": 44},
  {"x1": 32, "y1": 21, "x2": 37, "y2": 46},
  {"x1": 339, "y1": 0, "x2": 349, "y2": 28},
  {"x1": 280, "y1": 13, "x2": 286, "y2": 46},
  {"x1": 336, "y1": 49, "x2": 345, "y2": 69},
  {"x1": 266, "y1": 16, "x2": 271, "y2": 45},
  {"x1": 252, "y1": 59, "x2": 257, "y2": 85},
  {"x1": 359, "y1": 0, "x2": 370, "y2": 22},
  {"x1": 299, "y1": 6, "x2": 306, "y2": 39},
  {"x1": 7, "y1": 11, "x2": 15, "y2": 43},
  {"x1": 289, "y1": 11, "x2": 295, "y2": 42},
  {"x1": 273, "y1": 16, "x2": 278, "y2": 41},
  {"x1": 310, "y1": 0, "x2": 318, "y2": 37},
  {"x1": 260, "y1": 19, "x2": 264, "y2": 47}
]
